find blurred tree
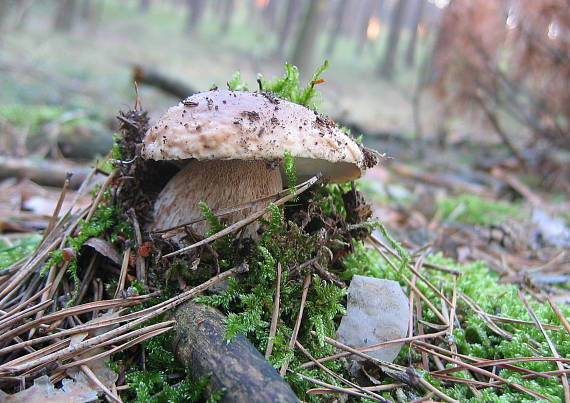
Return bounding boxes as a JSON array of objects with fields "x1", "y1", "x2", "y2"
[
  {"x1": 220, "y1": 0, "x2": 234, "y2": 34},
  {"x1": 185, "y1": 0, "x2": 206, "y2": 33},
  {"x1": 80, "y1": 0, "x2": 95, "y2": 23},
  {"x1": 404, "y1": 0, "x2": 425, "y2": 67},
  {"x1": 325, "y1": 0, "x2": 347, "y2": 57},
  {"x1": 139, "y1": 0, "x2": 151, "y2": 13},
  {"x1": 275, "y1": 0, "x2": 303, "y2": 58},
  {"x1": 378, "y1": 0, "x2": 410, "y2": 78},
  {"x1": 291, "y1": 0, "x2": 326, "y2": 78},
  {"x1": 13, "y1": 0, "x2": 34, "y2": 30},
  {"x1": 0, "y1": 0, "x2": 11, "y2": 33},
  {"x1": 433, "y1": 0, "x2": 570, "y2": 169},
  {"x1": 53, "y1": 0, "x2": 77, "y2": 32},
  {"x1": 261, "y1": 0, "x2": 280, "y2": 28},
  {"x1": 354, "y1": 0, "x2": 381, "y2": 56}
]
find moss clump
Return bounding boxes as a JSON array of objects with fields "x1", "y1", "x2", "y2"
[
  {"x1": 0, "y1": 235, "x2": 42, "y2": 271},
  {"x1": 343, "y1": 242, "x2": 570, "y2": 402},
  {"x1": 437, "y1": 194, "x2": 523, "y2": 225}
]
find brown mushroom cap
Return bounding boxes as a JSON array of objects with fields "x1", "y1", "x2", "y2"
[{"x1": 142, "y1": 90, "x2": 375, "y2": 183}]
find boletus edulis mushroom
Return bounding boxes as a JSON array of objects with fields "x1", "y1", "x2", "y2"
[{"x1": 142, "y1": 90, "x2": 377, "y2": 240}]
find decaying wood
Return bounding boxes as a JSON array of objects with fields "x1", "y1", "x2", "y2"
[
  {"x1": 0, "y1": 156, "x2": 91, "y2": 189},
  {"x1": 172, "y1": 302, "x2": 299, "y2": 403}
]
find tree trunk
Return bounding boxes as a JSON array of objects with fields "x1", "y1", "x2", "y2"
[
  {"x1": 275, "y1": 0, "x2": 302, "y2": 58},
  {"x1": 404, "y1": 0, "x2": 425, "y2": 67},
  {"x1": 172, "y1": 302, "x2": 300, "y2": 403},
  {"x1": 0, "y1": 0, "x2": 12, "y2": 33},
  {"x1": 378, "y1": 0, "x2": 410, "y2": 79},
  {"x1": 139, "y1": 0, "x2": 151, "y2": 13},
  {"x1": 261, "y1": 0, "x2": 279, "y2": 28},
  {"x1": 325, "y1": 0, "x2": 347, "y2": 57},
  {"x1": 220, "y1": 0, "x2": 234, "y2": 35},
  {"x1": 185, "y1": 0, "x2": 206, "y2": 33},
  {"x1": 53, "y1": 0, "x2": 77, "y2": 32},
  {"x1": 354, "y1": 0, "x2": 378, "y2": 56},
  {"x1": 291, "y1": 0, "x2": 326, "y2": 79}
]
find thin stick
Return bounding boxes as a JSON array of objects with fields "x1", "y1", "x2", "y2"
[
  {"x1": 280, "y1": 274, "x2": 311, "y2": 377},
  {"x1": 460, "y1": 292, "x2": 513, "y2": 340},
  {"x1": 81, "y1": 365, "x2": 122, "y2": 403},
  {"x1": 114, "y1": 247, "x2": 131, "y2": 298},
  {"x1": 0, "y1": 236, "x2": 62, "y2": 304},
  {"x1": 412, "y1": 343, "x2": 549, "y2": 401},
  {"x1": 0, "y1": 267, "x2": 239, "y2": 374},
  {"x1": 44, "y1": 173, "x2": 71, "y2": 239},
  {"x1": 295, "y1": 340, "x2": 387, "y2": 402},
  {"x1": 370, "y1": 236, "x2": 452, "y2": 307},
  {"x1": 155, "y1": 182, "x2": 313, "y2": 234},
  {"x1": 299, "y1": 330, "x2": 448, "y2": 369},
  {"x1": 265, "y1": 263, "x2": 282, "y2": 359},
  {"x1": 373, "y1": 244, "x2": 448, "y2": 324},
  {"x1": 547, "y1": 297, "x2": 570, "y2": 334},
  {"x1": 307, "y1": 383, "x2": 404, "y2": 395},
  {"x1": 287, "y1": 369, "x2": 380, "y2": 400},
  {"x1": 164, "y1": 175, "x2": 320, "y2": 258},
  {"x1": 85, "y1": 169, "x2": 119, "y2": 222},
  {"x1": 129, "y1": 210, "x2": 146, "y2": 284},
  {"x1": 519, "y1": 290, "x2": 570, "y2": 402}
]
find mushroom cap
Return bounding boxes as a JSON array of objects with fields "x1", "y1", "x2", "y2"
[{"x1": 142, "y1": 90, "x2": 377, "y2": 183}]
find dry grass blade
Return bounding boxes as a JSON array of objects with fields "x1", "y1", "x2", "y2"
[
  {"x1": 114, "y1": 247, "x2": 131, "y2": 298},
  {"x1": 43, "y1": 173, "x2": 71, "y2": 240},
  {"x1": 307, "y1": 383, "x2": 405, "y2": 395},
  {"x1": 59, "y1": 323, "x2": 174, "y2": 370},
  {"x1": 265, "y1": 262, "x2": 282, "y2": 359},
  {"x1": 0, "y1": 294, "x2": 156, "y2": 345},
  {"x1": 288, "y1": 369, "x2": 384, "y2": 400},
  {"x1": 299, "y1": 330, "x2": 448, "y2": 369},
  {"x1": 80, "y1": 364, "x2": 122, "y2": 403},
  {"x1": 0, "y1": 235, "x2": 62, "y2": 306},
  {"x1": 460, "y1": 292, "x2": 513, "y2": 340},
  {"x1": 294, "y1": 340, "x2": 387, "y2": 402},
  {"x1": 547, "y1": 297, "x2": 570, "y2": 334},
  {"x1": 280, "y1": 274, "x2": 311, "y2": 377},
  {"x1": 0, "y1": 282, "x2": 52, "y2": 325},
  {"x1": 85, "y1": 169, "x2": 119, "y2": 222},
  {"x1": 164, "y1": 175, "x2": 320, "y2": 258},
  {"x1": 519, "y1": 290, "x2": 570, "y2": 402},
  {"x1": 372, "y1": 243, "x2": 448, "y2": 324},
  {"x1": 0, "y1": 300, "x2": 53, "y2": 332},
  {"x1": 413, "y1": 342, "x2": 549, "y2": 401},
  {"x1": 370, "y1": 235, "x2": 453, "y2": 306},
  {"x1": 487, "y1": 313, "x2": 561, "y2": 331},
  {"x1": 0, "y1": 267, "x2": 238, "y2": 375}
]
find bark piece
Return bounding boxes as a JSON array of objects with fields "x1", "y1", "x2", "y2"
[{"x1": 172, "y1": 302, "x2": 299, "y2": 403}]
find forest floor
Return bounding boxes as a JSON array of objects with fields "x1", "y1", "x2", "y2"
[{"x1": 0, "y1": 2, "x2": 569, "y2": 402}]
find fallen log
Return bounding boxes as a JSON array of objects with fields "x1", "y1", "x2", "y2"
[
  {"x1": 172, "y1": 301, "x2": 299, "y2": 403},
  {"x1": 0, "y1": 156, "x2": 92, "y2": 189},
  {"x1": 133, "y1": 65, "x2": 197, "y2": 100}
]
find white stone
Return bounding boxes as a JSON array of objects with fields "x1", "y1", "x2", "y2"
[{"x1": 337, "y1": 275, "x2": 409, "y2": 364}]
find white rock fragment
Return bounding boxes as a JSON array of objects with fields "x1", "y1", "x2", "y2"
[{"x1": 337, "y1": 275, "x2": 409, "y2": 364}]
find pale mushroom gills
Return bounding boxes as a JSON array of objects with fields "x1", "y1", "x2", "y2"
[{"x1": 142, "y1": 90, "x2": 377, "y2": 242}]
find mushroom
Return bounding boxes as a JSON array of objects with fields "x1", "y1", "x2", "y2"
[{"x1": 142, "y1": 90, "x2": 377, "y2": 241}]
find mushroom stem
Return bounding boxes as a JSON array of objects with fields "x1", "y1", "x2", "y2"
[{"x1": 151, "y1": 159, "x2": 283, "y2": 241}]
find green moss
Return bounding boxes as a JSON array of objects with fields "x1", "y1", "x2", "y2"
[
  {"x1": 437, "y1": 194, "x2": 523, "y2": 225},
  {"x1": 283, "y1": 150, "x2": 297, "y2": 197},
  {"x1": 343, "y1": 242, "x2": 570, "y2": 401},
  {"x1": 0, "y1": 235, "x2": 42, "y2": 271}
]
